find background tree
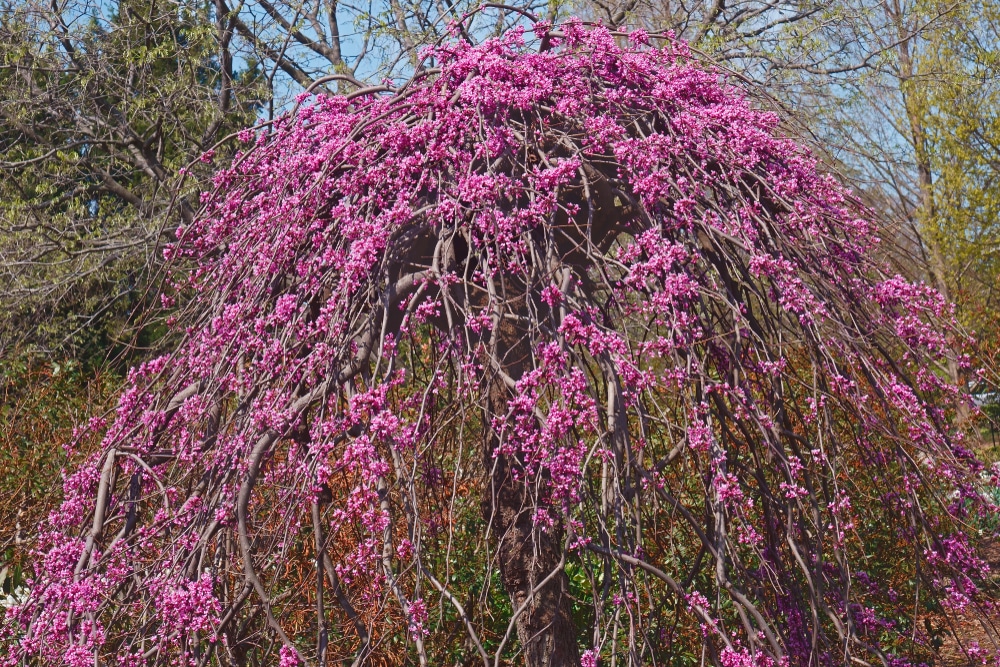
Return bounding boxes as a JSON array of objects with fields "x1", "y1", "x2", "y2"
[
  {"x1": 919, "y1": 0, "x2": 1000, "y2": 376},
  {"x1": 4, "y1": 22, "x2": 995, "y2": 667},
  {"x1": 0, "y1": 0, "x2": 263, "y2": 357},
  {"x1": 0, "y1": 0, "x2": 263, "y2": 592}
]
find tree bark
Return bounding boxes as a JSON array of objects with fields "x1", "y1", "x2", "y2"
[
  {"x1": 475, "y1": 162, "x2": 629, "y2": 665},
  {"x1": 484, "y1": 309, "x2": 580, "y2": 667},
  {"x1": 892, "y1": 9, "x2": 970, "y2": 423}
]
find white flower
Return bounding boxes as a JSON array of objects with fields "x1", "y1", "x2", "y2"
[{"x1": 1, "y1": 585, "x2": 28, "y2": 610}]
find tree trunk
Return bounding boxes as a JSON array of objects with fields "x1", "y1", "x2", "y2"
[
  {"x1": 893, "y1": 15, "x2": 970, "y2": 423},
  {"x1": 488, "y1": 445, "x2": 581, "y2": 666},
  {"x1": 484, "y1": 311, "x2": 580, "y2": 667},
  {"x1": 475, "y1": 164, "x2": 629, "y2": 665}
]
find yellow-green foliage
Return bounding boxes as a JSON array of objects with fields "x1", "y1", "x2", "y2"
[
  {"x1": 0, "y1": 0, "x2": 264, "y2": 357},
  {"x1": 919, "y1": 1, "x2": 1000, "y2": 358}
]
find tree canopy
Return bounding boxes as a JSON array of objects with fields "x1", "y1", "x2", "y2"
[{"x1": 2, "y1": 20, "x2": 997, "y2": 667}]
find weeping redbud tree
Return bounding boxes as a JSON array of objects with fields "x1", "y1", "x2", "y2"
[{"x1": 5, "y1": 19, "x2": 998, "y2": 667}]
